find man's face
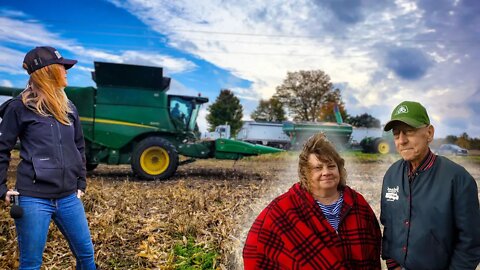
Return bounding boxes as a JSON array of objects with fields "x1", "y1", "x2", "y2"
[
  {"x1": 392, "y1": 122, "x2": 434, "y2": 165},
  {"x1": 307, "y1": 154, "x2": 340, "y2": 192}
]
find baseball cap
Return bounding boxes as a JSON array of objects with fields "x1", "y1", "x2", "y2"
[
  {"x1": 384, "y1": 101, "x2": 430, "y2": 131},
  {"x1": 23, "y1": 46, "x2": 77, "y2": 75}
]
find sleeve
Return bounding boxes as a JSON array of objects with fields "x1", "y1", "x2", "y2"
[
  {"x1": 449, "y1": 172, "x2": 480, "y2": 268},
  {"x1": 71, "y1": 104, "x2": 87, "y2": 192},
  {"x1": 0, "y1": 101, "x2": 22, "y2": 200},
  {"x1": 243, "y1": 206, "x2": 289, "y2": 269},
  {"x1": 385, "y1": 259, "x2": 401, "y2": 269},
  {"x1": 369, "y1": 204, "x2": 383, "y2": 269},
  {"x1": 243, "y1": 207, "x2": 268, "y2": 269}
]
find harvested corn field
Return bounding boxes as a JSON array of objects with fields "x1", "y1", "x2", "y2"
[{"x1": 1, "y1": 152, "x2": 479, "y2": 269}]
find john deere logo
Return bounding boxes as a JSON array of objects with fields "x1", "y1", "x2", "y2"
[{"x1": 395, "y1": 105, "x2": 408, "y2": 115}]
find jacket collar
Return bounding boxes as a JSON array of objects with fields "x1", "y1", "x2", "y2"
[{"x1": 407, "y1": 148, "x2": 436, "y2": 177}]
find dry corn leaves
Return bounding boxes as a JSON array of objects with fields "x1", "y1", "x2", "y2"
[
  {"x1": 0, "y1": 153, "x2": 297, "y2": 270},
  {"x1": 1, "y1": 152, "x2": 479, "y2": 269}
]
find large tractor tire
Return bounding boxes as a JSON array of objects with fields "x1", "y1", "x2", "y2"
[
  {"x1": 131, "y1": 137, "x2": 179, "y2": 180},
  {"x1": 374, "y1": 138, "x2": 390, "y2": 154},
  {"x1": 360, "y1": 138, "x2": 373, "y2": 153}
]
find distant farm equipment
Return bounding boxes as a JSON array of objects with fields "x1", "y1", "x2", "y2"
[
  {"x1": 206, "y1": 122, "x2": 397, "y2": 154},
  {"x1": 207, "y1": 120, "x2": 354, "y2": 150},
  {"x1": 0, "y1": 62, "x2": 282, "y2": 180},
  {"x1": 359, "y1": 132, "x2": 395, "y2": 154},
  {"x1": 236, "y1": 121, "x2": 291, "y2": 149}
]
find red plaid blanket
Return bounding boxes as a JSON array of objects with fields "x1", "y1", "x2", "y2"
[{"x1": 243, "y1": 183, "x2": 381, "y2": 269}]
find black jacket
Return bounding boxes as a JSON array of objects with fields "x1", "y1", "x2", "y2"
[
  {"x1": 0, "y1": 96, "x2": 86, "y2": 199},
  {"x1": 380, "y1": 155, "x2": 480, "y2": 269}
]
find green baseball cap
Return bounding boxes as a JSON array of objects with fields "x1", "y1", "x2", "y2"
[{"x1": 384, "y1": 101, "x2": 430, "y2": 131}]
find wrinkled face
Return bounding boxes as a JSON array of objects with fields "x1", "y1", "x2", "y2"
[
  {"x1": 392, "y1": 122, "x2": 433, "y2": 165},
  {"x1": 307, "y1": 154, "x2": 340, "y2": 192}
]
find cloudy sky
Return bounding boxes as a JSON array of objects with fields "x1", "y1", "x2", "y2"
[{"x1": 0, "y1": 0, "x2": 479, "y2": 137}]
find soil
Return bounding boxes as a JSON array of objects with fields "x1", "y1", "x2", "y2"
[{"x1": 0, "y1": 153, "x2": 478, "y2": 269}]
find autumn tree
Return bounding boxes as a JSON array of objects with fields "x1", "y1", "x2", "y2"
[
  {"x1": 347, "y1": 113, "x2": 381, "y2": 128},
  {"x1": 318, "y1": 91, "x2": 348, "y2": 123},
  {"x1": 445, "y1": 135, "x2": 458, "y2": 144},
  {"x1": 206, "y1": 89, "x2": 243, "y2": 135},
  {"x1": 455, "y1": 132, "x2": 471, "y2": 149},
  {"x1": 250, "y1": 97, "x2": 287, "y2": 122},
  {"x1": 275, "y1": 70, "x2": 346, "y2": 122}
]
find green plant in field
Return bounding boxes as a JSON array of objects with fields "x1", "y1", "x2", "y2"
[{"x1": 172, "y1": 237, "x2": 219, "y2": 270}]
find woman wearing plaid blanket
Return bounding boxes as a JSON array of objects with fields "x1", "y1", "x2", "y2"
[{"x1": 243, "y1": 133, "x2": 381, "y2": 269}]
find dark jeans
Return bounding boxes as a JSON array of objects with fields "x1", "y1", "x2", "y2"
[{"x1": 14, "y1": 193, "x2": 96, "y2": 270}]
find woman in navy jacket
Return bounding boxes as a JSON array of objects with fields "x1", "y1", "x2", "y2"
[{"x1": 0, "y1": 46, "x2": 96, "y2": 269}]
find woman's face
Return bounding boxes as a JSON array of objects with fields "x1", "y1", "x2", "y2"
[
  {"x1": 58, "y1": 65, "x2": 68, "y2": 87},
  {"x1": 307, "y1": 154, "x2": 340, "y2": 193}
]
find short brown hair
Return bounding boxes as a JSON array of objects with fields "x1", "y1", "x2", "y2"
[{"x1": 298, "y1": 133, "x2": 347, "y2": 192}]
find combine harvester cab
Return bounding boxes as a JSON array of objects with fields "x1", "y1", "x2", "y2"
[{"x1": 0, "y1": 62, "x2": 282, "y2": 180}]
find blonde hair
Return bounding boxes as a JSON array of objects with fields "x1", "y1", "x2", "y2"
[
  {"x1": 298, "y1": 133, "x2": 347, "y2": 192},
  {"x1": 22, "y1": 64, "x2": 72, "y2": 125}
]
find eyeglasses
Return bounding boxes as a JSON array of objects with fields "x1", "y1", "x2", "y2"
[{"x1": 392, "y1": 125, "x2": 428, "y2": 139}]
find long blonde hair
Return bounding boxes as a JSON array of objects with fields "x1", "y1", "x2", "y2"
[{"x1": 22, "y1": 64, "x2": 72, "y2": 125}]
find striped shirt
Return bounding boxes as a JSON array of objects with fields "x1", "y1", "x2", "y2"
[{"x1": 316, "y1": 192, "x2": 344, "y2": 230}]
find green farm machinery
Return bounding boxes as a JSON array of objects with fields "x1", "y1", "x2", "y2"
[
  {"x1": 283, "y1": 121, "x2": 353, "y2": 150},
  {"x1": 359, "y1": 132, "x2": 395, "y2": 154},
  {"x1": 0, "y1": 62, "x2": 282, "y2": 180}
]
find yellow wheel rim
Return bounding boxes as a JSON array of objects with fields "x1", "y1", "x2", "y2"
[
  {"x1": 140, "y1": 146, "x2": 169, "y2": 175},
  {"x1": 378, "y1": 142, "x2": 390, "y2": 155}
]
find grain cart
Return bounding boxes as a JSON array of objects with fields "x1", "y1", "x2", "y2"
[
  {"x1": 282, "y1": 121, "x2": 353, "y2": 149},
  {"x1": 0, "y1": 62, "x2": 282, "y2": 180}
]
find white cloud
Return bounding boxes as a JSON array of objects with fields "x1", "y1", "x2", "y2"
[
  {"x1": 107, "y1": 0, "x2": 480, "y2": 137},
  {"x1": 2, "y1": 2, "x2": 479, "y2": 137},
  {"x1": 0, "y1": 79, "x2": 13, "y2": 87},
  {"x1": 0, "y1": 46, "x2": 27, "y2": 75},
  {"x1": 0, "y1": 16, "x2": 196, "y2": 75}
]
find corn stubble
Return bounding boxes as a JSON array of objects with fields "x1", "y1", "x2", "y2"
[{"x1": 0, "y1": 152, "x2": 478, "y2": 269}]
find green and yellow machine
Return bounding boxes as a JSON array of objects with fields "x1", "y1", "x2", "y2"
[
  {"x1": 283, "y1": 121, "x2": 353, "y2": 149},
  {"x1": 0, "y1": 62, "x2": 282, "y2": 180},
  {"x1": 359, "y1": 132, "x2": 395, "y2": 154}
]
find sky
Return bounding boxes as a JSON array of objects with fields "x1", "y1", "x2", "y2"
[{"x1": 0, "y1": 0, "x2": 479, "y2": 138}]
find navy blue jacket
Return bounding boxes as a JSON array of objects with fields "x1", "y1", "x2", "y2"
[
  {"x1": 381, "y1": 155, "x2": 480, "y2": 269},
  {"x1": 0, "y1": 96, "x2": 86, "y2": 199}
]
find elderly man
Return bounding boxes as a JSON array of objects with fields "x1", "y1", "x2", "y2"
[{"x1": 380, "y1": 101, "x2": 480, "y2": 269}]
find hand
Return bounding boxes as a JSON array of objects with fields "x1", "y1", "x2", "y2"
[
  {"x1": 393, "y1": 267, "x2": 402, "y2": 270},
  {"x1": 76, "y1": 189, "x2": 85, "y2": 199},
  {"x1": 5, "y1": 190, "x2": 20, "y2": 206}
]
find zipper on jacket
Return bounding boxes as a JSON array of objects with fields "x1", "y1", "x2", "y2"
[
  {"x1": 55, "y1": 120, "x2": 65, "y2": 190},
  {"x1": 403, "y1": 172, "x2": 417, "y2": 263}
]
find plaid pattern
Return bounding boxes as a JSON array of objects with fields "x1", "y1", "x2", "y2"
[{"x1": 243, "y1": 183, "x2": 381, "y2": 269}]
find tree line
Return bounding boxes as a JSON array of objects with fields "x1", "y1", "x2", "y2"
[{"x1": 205, "y1": 69, "x2": 479, "y2": 149}]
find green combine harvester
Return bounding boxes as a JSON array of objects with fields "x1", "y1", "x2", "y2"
[{"x1": 0, "y1": 62, "x2": 282, "y2": 180}]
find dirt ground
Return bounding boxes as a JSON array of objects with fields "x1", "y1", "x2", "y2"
[{"x1": 0, "y1": 153, "x2": 479, "y2": 269}]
